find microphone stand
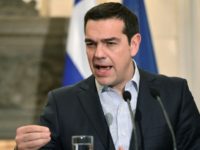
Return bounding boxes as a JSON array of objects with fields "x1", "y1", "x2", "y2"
[
  {"x1": 150, "y1": 88, "x2": 177, "y2": 150},
  {"x1": 123, "y1": 91, "x2": 138, "y2": 150}
]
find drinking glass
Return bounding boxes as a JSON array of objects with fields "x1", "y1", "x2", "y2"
[{"x1": 72, "y1": 135, "x2": 93, "y2": 150}]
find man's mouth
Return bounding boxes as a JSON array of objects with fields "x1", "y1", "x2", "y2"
[{"x1": 95, "y1": 65, "x2": 112, "y2": 70}]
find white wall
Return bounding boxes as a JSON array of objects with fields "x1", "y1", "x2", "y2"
[
  {"x1": 146, "y1": 1, "x2": 179, "y2": 76},
  {"x1": 146, "y1": 0, "x2": 200, "y2": 110},
  {"x1": 178, "y1": 0, "x2": 200, "y2": 110}
]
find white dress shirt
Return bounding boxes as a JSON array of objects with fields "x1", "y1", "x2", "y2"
[{"x1": 96, "y1": 61, "x2": 140, "y2": 150}]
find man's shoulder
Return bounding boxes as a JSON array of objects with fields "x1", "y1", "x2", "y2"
[
  {"x1": 49, "y1": 75, "x2": 95, "y2": 96},
  {"x1": 140, "y1": 68, "x2": 187, "y2": 83},
  {"x1": 139, "y1": 69, "x2": 188, "y2": 91}
]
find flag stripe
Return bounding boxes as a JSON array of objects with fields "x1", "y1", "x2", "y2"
[
  {"x1": 63, "y1": 54, "x2": 83, "y2": 85},
  {"x1": 123, "y1": 0, "x2": 158, "y2": 73},
  {"x1": 63, "y1": 0, "x2": 95, "y2": 85},
  {"x1": 74, "y1": 0, "x2": 81, "y2": 5}
]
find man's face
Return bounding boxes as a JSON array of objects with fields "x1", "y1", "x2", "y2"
[{"x1": 85, "y1": 18, "x2": 140, "y2": 91}]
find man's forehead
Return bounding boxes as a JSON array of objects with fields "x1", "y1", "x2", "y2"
[
  {"x1": 85, "y1": 18, "x2": 125, "y2": 29},
  {"x1": 85, "y1": 19, "x2": 125, "y2": 35}
]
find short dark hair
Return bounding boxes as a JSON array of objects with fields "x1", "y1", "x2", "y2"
[{"x1": 84, "y1": 2, "x2": 139, "y2": 43}]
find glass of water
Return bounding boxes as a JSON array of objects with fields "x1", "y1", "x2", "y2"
[{"x1": 72, "y1": 135, "x2": 93, "y2": 150}]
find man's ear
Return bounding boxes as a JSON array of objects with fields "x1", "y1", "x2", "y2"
[{"x1": 130, "y1": 33, "x2": 141, "y2": 57}]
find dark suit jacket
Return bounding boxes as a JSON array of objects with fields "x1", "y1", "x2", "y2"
[{"x1": 39, "y1": 69, "x2": 200, "y2": 150}]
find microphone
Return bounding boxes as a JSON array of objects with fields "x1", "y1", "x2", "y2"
[
  {"x1": 122, "y1": 91, "x2": 138, "y2": 150},
  {"x1": 150, "y1": 88, "x2": 177, "y2": 150}
]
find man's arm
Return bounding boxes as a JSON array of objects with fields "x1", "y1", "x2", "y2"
[{"x1": 175, "y1": 80, "x2": 200, "y2": 149}]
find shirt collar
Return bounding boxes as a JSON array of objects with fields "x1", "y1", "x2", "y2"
[{"x1": 95, "y1": 60, "x2": 140, "y2": 93}]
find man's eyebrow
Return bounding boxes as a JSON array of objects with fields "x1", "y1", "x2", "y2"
[
  {"x1": 85, "y1": 38, "x2": 95, "y2": 43},
  {"x1": 84, "y1": 37, "x2": 120, "y2": 43},
  {"x1": 102, "y1": 37, "x2": 120, "y2": 42}
]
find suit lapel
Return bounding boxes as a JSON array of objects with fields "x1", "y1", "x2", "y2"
[
  {"x1": 137, "y1": 69, "x2": 158, "y2": 127},
  {"x1": 77, "y1": 76, "x2": 115, "y2": 150},
  {"x1": 138, "y1": 69, "x2": 167, "y2": 128},
  {"x1": 129, "y1": 69, "x2": 160, "y2": 150}
]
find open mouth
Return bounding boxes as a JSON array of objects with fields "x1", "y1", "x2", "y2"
[{"x1": 95, "y1": 65, "x2": 112, "y2": 70}]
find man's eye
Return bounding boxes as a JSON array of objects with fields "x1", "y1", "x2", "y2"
[
  {"x1": 107, "y1": 42, "x2": 116, "y2": 45},
  {"x1": 86, "y1": 42, "x2": 95, "y2": 47}
]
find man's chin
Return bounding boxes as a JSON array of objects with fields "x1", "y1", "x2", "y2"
[{"x1": 95, "y1": 77, "x2": 112, "y2": 86}]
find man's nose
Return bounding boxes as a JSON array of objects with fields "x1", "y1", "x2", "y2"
[{"x1": 94, "y1": 44, "x2": 106, "y2": 58}]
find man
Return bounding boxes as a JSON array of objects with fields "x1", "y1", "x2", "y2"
[{"x1": 15, "y1": 2, "x2": 200, "y2": 150}]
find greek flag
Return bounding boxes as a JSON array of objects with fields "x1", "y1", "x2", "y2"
[
  {"x1": 123, "y1": 0, "x2": 158, "y2": 73},
  {"x1": 63, "y1": 0, "x2": 96, "y2": 85}
]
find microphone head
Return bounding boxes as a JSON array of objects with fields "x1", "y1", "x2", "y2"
[
  {"x1": 150, "y1": 87, "x2": 160, "y2": 98},
  {"x1": 123, "y1": 91, "x2": 132, "y2": 102}
]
